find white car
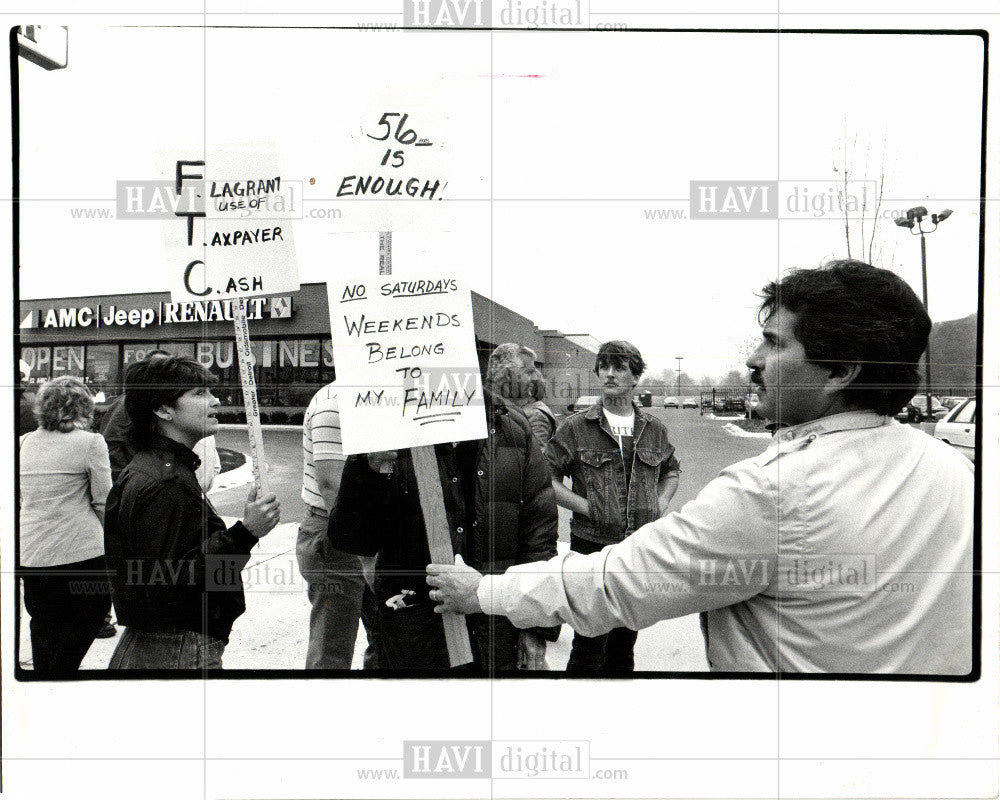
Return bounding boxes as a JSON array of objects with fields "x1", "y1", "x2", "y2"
[
  {"x1": 933, "y1": 398, "x2": 976, "y2": 460},
  {"x1": 567, "y1": 395, "x2": 600, "y2": 412},
  {"x1": 663, "y1": 396, "x2": 679, "y2": 408}
]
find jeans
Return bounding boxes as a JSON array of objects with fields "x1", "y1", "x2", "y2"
[
  {"x1": 20, "y1": 555, "x2": 112, "y2": 673},
  {"x1": 108, "y1": 628, "x2": 225, "y2": 670},
  {"x1": 565, "y1": 534, "x2": 639, "y2": 674},
  {"x1": 296, "y1": 507, "x2": 379, "y2": 669}
]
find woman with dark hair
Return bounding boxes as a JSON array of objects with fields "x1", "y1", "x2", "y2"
[
  {"x1": 18, "y1": 376, "x2": 113, "y2": 672},
  {"x1": 104, "y1": 355, "x2": 280, "y2": 669}
]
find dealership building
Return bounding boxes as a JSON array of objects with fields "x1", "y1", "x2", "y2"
[{"x1": 17, "y1": 284, "x2": 603, "y2": 419}]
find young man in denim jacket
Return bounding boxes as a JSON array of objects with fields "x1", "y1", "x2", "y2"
[{"x1": 545, "y1": 341, "x2": 680, "y2": 674}]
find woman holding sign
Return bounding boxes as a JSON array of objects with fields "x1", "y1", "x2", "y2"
[{"x1": 103, "y1": 356, "x2": 281, "y2": 669}]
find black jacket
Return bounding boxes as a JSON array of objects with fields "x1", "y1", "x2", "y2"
[
  {"x1": 328, "y1": 393, "x2": 558, "y2": 637},
  {"x1": 103, "y1": 435, "x2": 257, "y2": 643}
]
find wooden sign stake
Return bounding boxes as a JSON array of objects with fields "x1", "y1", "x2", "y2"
[
  {"x1": 378, "y1": 230, "x2": 473, "y2": 667},
  {"x1": 232, "y1": 296, "x2": 270, "y2": 498}
]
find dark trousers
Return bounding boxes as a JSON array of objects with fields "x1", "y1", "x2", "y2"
[
  {"x1": 20, "y1": 555, "x2": 112, "y2": 673},
  {"x1": 566, "y1": 535, "x2": 639, "y2": 675},
  {"x1": 377, "y1": 603, "x2": 519, "y2": 672}
]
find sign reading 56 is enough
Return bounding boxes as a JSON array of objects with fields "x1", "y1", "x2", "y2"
[{"x1": 328, "y1": 276, "x2": 487, "y2": 455}]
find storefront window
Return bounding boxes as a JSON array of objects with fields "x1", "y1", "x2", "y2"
[
  {"x1": 157, "y1": 342, "x2": 196, "y2": 359},
  {"x1": 322, "y1": 339, "x2": 335, "y2": 380},
  {"x1": 84, "y1": 344, "x2": 120, "y2": 401},
  {"x1": 184, "y1": 340, "x2": 236, "y2": 404},
  {"x1": 51, "y1": 345, "x2": 85, "y2": 379},
  {"x1": 123, "y1": 343, "x2": 160, "y2": 366},
  {"x1": 19, "y1": 346, "x2": 52, "y2": 384},
  {"x1": 275, "y1": 339, "x2": 322, "y2": 406},
  {"x1": 250, "y1": 339, "x2": 278, "y2": 406},
  {"x1": 215, "y1": 342, "x2": 242, "y2": 406},
  {"x1": 193, "y1": 340, "x2": 237, "y2": 376},
  {"x1": 19, "y1": 334, "x2": 335, "y2": 411}
]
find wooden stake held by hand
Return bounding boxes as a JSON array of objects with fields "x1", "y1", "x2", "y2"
[
  {"x1": 410, "y1": 446, "x2": 474, "y2": 666},
  {"x1": 378, "y1": 230, "x2": 473, "y2": 667},
  {"x1": 233, "y1": 297, "x2": 270, "y2": 498}
]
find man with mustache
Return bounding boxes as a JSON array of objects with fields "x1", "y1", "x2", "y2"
[
  {"x1": 544, "y1": 340, "x2": 680, "y2": 673},
  {"x1": 428, "y1": 261, "x2": 974, "y2": 674}
]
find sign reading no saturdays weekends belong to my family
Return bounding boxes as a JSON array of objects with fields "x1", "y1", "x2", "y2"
[
  {"x1": 158, "y1": 146, "x2": 300, "y2": 302},
  {"x1": 328, "y1": 276, "x2": 488, "y2": 455}
]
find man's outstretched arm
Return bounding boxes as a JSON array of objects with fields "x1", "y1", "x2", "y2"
[{"x1": 428, "y1": 460, "x2": 779, "y2": 636}]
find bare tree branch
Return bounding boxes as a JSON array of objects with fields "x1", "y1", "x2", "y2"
[
  {"x1": 835, "y1": 127, "x2": 889, "y2": 266},
  {"x1": 868, "y1": 143, "x2": 887, "y2": 264},
  {"x1": 842, "y1": 120, "x2": 852, "y2": 258},
  {"x1": 859, "y1": 144, "x2": 869, "y2": 259}
]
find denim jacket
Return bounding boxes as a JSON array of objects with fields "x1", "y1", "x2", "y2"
[{"x1": 545, "y1": 401, "x2": 679, "y2": 546}]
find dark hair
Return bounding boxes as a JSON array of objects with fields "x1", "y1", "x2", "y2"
[
  {"x1": 757, "y1": 259, "x2": 931, "y2": 415},
  {"x1": 124, "y1": 355, "x2": 217, "y2": 448},
  {"x1": 594, "y1": 340, "x2": 645, "y2": 380},
  {"x1": 34, "y1": 376, "x2": 94, "y2": 432}
]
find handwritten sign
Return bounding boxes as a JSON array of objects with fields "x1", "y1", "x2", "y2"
[
  {"x1": 160, "y1": 146, "x2": 300, "y2": 302},
  {"x1": 328, "y1": 276, "x2": 487, "y2": 455},
  {"x1": 336, "y1": 111, "x2": 446, "y2": 202}
]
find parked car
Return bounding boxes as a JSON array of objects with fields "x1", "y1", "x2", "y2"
[
  {"x1": 940, "y1": 396, "x2": 968, "y2": 411},
  {"x1": 933, "y1": 398, "x2": 976, "y2": 460},
  {"x1": 663, "y1": 396, "x2": 679, "y2": 408},
  {"x1": 567, "y1": 395, "x2": 599, "y2": 413},
  {"x1": 681, "y1": 397, "x2": 698, "y2": 409},
  {"x1": 718, "y1": 397, "x2": 745, "y2": 413},
  {"x1": 894, "y1": 394, "x2": 947, "y2": 423}
]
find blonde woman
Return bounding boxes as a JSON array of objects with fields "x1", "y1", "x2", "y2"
[
  {"x1": 18, "y1": 377, "x2": 113, "y2": 672},
  {"x1": 485, "y1": 343, "x2": 558, "y2": 447}
]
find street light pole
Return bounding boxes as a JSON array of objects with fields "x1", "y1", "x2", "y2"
[
  {"x1": 894, "y1": 207, "x2": 952, "y2": 422},
  {"x1": 675, "y1": 357, "x2": 683, "y2": 402},
  {"x1": 919, "y1": 232, "x2": 931, "y2": 421}
]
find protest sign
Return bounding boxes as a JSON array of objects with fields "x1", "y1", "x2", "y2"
[
  {"x1": 327, "y1": 274, "x2": 487, "y2": 456},
  {"x1": 160, "y1": 145, "x2": 301, "y2": 496},
  {"x1": 327, "y1": 231, "x2": 477, "y2": 666},
  {"x1": 159, "y1": 146, "x2": 300, "y2": 303}
]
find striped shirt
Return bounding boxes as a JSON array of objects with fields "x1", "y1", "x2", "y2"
[{"x1": 301, "y1": 383, "x2": 344, "y2": 512}]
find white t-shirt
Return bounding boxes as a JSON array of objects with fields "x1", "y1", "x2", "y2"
[{"x1": 602, "y1": 407, "x2": 635, "y2": 454}]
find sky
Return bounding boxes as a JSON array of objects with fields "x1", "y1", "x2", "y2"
[{"x1": 15, "y1": 27, "x2": 984, "y2": 379}]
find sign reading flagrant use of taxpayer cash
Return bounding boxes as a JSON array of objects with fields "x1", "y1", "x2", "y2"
[
  {"x1": 328, "y1": 276, "x2": 487, "y2": 455},
  {"x1": 157, "y1": 147, "x2": 300, "y2": 303}
]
